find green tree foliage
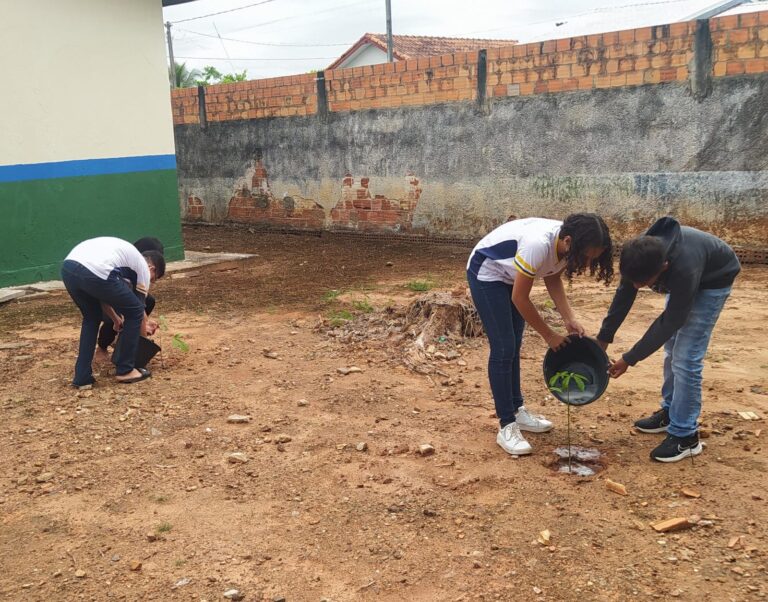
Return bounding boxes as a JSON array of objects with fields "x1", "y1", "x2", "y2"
[
  {"x1": 195, "y1": 65, "x2": 248, "y2": 86},
  {"x1": 173, "y1": 62, "x2": 202, "y2": 88}
]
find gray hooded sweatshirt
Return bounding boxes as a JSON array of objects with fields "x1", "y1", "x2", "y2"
[{"x1": 598, "y1": 217, "x2": 740, "y2": 366}]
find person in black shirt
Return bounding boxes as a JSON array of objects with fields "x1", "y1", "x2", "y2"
[{"x1": 597, "y1": 217, "x2": 740, "y2": 463}]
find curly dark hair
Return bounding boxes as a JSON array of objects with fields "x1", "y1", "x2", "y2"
[{"x1": 559, "y1": 213, "x2": 614, "y2": 284}]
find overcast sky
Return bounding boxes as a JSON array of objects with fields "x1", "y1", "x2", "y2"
[{"x1": 162, "y1": 0, "x2": 764, "y2": 80}]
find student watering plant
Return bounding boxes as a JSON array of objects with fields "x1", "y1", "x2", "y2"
[
  {"x1": 467, "y1": 213, "x2": 614, "y2": 456},
  {"x1": 597, "y1": 217, "x2": 740, "y2": 463}
]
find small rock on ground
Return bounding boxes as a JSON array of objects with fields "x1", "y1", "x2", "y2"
[
  {"x1": 418, "y1": 444, "x2": 435, "y2": 456},
  {"x1": 226, "y1": 452, "x2": 249, "y2": 464},
  {"x1": 227, "y1": 414, "x2": 251, "y2": 424}
]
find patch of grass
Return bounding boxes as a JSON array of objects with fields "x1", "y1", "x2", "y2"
[
  {"x1": 406, "y1": 280, "x2": 433, "y2": 292},
  {"x1": 152, "y1": 494, "x2": 169, "y2": 504},
  {"x1": 328, "y1": 309, "x2": 353, "y2": 327},
  {"x1": 174, "y1": 559, "x2": 186, "y2": 567},
  {"x1": 542, "y1": 299, "x2": 555, "y2": 310},
  {"x1": 156, "y1": 522, "x2": 173, "y2": 533},
  {"x1": 352, "y1": 299, "x2": 374, "y2": 313},
  {"x1": 323, "y1": 289, "x2": 342, "y2": 302}
]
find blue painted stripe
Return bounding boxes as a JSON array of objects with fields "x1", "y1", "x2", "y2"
[
  {"x1": 468, "y1": 239, "x2": 518, "y2": 275},
  {"x1": 477, "y1": 240, "x2": 519, "y2": 261},
  {"x1": 0, "y1": 154, "x2": 177, "y2": 183}
]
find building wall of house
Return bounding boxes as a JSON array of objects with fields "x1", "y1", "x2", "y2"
[
  {"x1": 0, "y1": 0, "x2": 184, "y2": 287},
  {"x1": 339, "y1": 44, "x2": 390, "y2": 69},
  {"x1": 171, "y1": 13, "x2": 768, "y2": 249}
]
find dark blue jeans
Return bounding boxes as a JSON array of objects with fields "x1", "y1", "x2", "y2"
[
  {"x1": 98, "y1": 294, "x2": 155, "y2": 350},
  {"x1": 467, "y1": 269, "x2": 525, "y2": 427},
  {"x1": 660, "y1": 287, "x2": 731, "y2": 437},
  {"x1": 61, "y1": 260, "x2": 145, "y2": 385}
]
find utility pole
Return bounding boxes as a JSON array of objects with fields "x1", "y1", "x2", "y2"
[
  {"x1": 385, "y1": 0, "x2": 393, "y2": 62},
  {"x1": 165, "y1": 21, "x2": 176, "y2": 89}
]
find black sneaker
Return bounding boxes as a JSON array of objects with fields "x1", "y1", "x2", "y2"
[
  {"x1": 634, "y1": 408, "x2": 670, "y2": 433},
  {"x1": 650, "y1": 433, "x2": 703, "y2": 463}
]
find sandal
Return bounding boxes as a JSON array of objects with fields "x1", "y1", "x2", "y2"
[{"x1": 117, "y1": 367, "x2": 152, "y2": 384}]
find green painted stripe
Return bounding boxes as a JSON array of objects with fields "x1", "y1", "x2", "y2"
[{"x1": 0, "y1": 170, "x2": 184, "y2": 287}]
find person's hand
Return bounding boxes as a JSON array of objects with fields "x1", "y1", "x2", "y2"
[
  {"x1": 564, "y1": 319, "x2": 585, "y2": 337},
  {"x1": 546, "y1": 332, "x2": 571, "y2": 352},
  {"x1": 608, "y1": 357, "x2": 629, "y2": 378},
  {"x1": 113, "y1": 315, "x2": 124, "y2": 333},
  {"x1": 145, "y1": 319, "x2": 159, "y2": 336},
  {"x1": 596, "y1": 338, "x2": 609, "y2": 352}
]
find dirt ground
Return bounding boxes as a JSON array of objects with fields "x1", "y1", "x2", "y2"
[{"x1": 1, "y1": 225, "x2": 766, "y2": 602}]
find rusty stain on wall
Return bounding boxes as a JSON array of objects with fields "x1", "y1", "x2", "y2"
[{"x1": 184, "y1": 158, "x2": 424, "y2": 233}]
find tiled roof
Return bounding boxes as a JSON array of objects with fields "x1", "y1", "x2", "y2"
[{"x1": 327, "y1": 33, "x2": 518, "y2": 69}]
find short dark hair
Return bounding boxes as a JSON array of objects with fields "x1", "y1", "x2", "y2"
[
  {"x1": 134, "y1": 237, "x2": 164, "y2": 254},
  {"x1": 559, "y1": 213, "x2": 614, "y2": 284},
  {"x1": 143, "y1": 250, "x2": 166, "y2": 279},
  {"x1": 620, "y1": 236, "x2": 666, "y2": 283}
]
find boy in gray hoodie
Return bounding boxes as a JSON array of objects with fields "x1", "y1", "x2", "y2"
[{"x1": 597, "y1": 217, "x2": 740, "y2": 462}]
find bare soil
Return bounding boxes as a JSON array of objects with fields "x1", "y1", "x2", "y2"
[{"x1": 1, "y1": 226, "x2": 766, "y2": 602}]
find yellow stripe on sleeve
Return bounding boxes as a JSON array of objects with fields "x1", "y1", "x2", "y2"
[
  {"x1": 513, "y1": 255, "x2": 536, "y2": 277},
  {"x1": 514, "y1": 254, "x2": 536, "y2": 274}
]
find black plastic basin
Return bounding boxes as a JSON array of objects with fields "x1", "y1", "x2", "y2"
[
  {"x1": 113, "y1": 335, "x2": 161, "y2": 370},
  {"x1": 542, "y1": 336, "x2": 610, "y2": 406}
]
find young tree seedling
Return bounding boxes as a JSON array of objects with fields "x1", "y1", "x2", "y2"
[
  {"x1": 548, "y1": 370, "x2": 587, "y2": 473},
  {"x1": 157, "y1": 315, "x2": 190, "y2": 368}
]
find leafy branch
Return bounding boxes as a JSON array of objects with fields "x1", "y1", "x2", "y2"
[
  {"x1": 548, "y1": 370, "x2": 587, "y2": 394},
  {"x1": 157, "y1": 315, "x2": 190, "y2": 363}
]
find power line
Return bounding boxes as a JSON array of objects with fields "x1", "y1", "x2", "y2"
[
  {"x1": 170, "y1": 0, "x2": 278, "y2": 24},
  {"x1": 226, "y1": 0, "x2": 377, "y2": 34},
  {"x1": 212, "y1": 22, "x2": 236, "y2": 72},
  {"x1": 468, "y1": 0, "x2": 696, "y2": 35},
  {"x1": 177, "y1": 27, "x2": 353, "y2": 47},
  {"x1": 174, "y1": 55, "x2": 336, "y2": 60}
]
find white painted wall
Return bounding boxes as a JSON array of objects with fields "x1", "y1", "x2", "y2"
[
  {"x1": 339, "y1": 44, "x2": 391, "y2": 68},
  {"x1": 0, "y1": 0, "x2": 175, "y2": 166}
]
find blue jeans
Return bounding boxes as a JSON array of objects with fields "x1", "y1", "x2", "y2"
[
  {"x1": 61, "y1": 260, "x2": 145, "y2": 385},
  {"x1": 660, "y1": 287, "x2": 731, "y2": 437},
  {"x1": 467, "y1": 269, "x2": 525, "y2": 427}
]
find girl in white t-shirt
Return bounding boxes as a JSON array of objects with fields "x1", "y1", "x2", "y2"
[{"x1": 467, "y1": 214, "x2": 614, "y2": 455}]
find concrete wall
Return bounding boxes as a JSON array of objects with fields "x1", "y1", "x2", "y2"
[
  {"x1": 0, "y1": 0, "x2": 184, "y2": 287},
  {"x1": 172, "y1": 13, "x2": 768, "y2": 247}
]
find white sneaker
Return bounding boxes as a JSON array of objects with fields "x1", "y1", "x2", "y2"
[
  {"x1": 515, "y1": 406, "x2": 553, "y2": 433},
  {"x1": 496, "y1": 423, "x2": 533, "y2": 456}
]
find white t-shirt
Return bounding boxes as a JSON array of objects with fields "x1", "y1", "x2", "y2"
[
  {"x1": 467, "y1": 218, "x2": 566, "y2": 284},
  {"x1": 66, "y1": 237, "x2": 151, "y2": 296}
]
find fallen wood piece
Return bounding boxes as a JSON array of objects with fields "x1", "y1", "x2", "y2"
[
  {"x1": 681, "y1": 487, "x2": 701, "y2": 499},
  {"x1": 652, "y1": 516, "x2": 698, "y2": 533},
  {"x1": 0, "y1": 342, "x2": 32, "y2": 350},
  {"x1": 605, "y1": 478, "x2": 628, "y2": 496},
  {"x1": 737, "y1": 411, "x2": 761, "y2": 421}
]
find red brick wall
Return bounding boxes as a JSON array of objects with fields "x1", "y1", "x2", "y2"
[
  {"x1": 171, "y1": 74, "x2": 318, "y2": 125},
  {"x1": 711, "y1": 11, "x2": 768, "y2": 76},
  {"x1": 330, "y1": 173, "x2": 422, "y2": 231},
  {"x1": 223, "y1": 159, "x2": 325, "y2": 229},
  {"x1": 486, "y1": 22, "x2": 695, "y2": 98},
  {"x1": 171, "y1": 11, "x2": 768, "y2": 124},
  {"x1": 186, "y1": 195, "x2": 204, "y2": 219},
  {"x1": 325, "y1": 53, "x2": 477, "y2": 111}
]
